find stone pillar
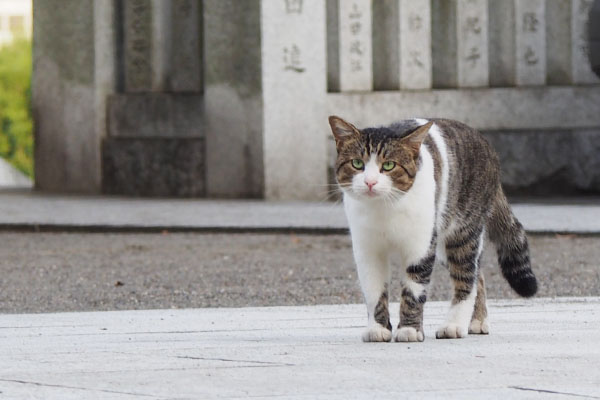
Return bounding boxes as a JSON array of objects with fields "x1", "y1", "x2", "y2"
[
  {"x1": 33, "y1": 0, "x2": 116, "y2": 193},
  {"x1": 432, "y1": 0, "x2": 489, "y2": 88},
  {"x1": 261, "y1": 0, "x2": 328, "y2": 199},
  {"x1": 103, "y1": 1, "x2": 204, "y2": 197},
  {"x1": 372, "y1": 0, "x2": 399, "y2": 90},
  {"x1": 123, "y1": 0, "x2": 154, "y2": 91},
  {"x1": 327, "y1": 0, "x2": 339, "y2": 92},
  {"x1": 170, "y1": 0, "x2": 203, "y2": 92},
  {"x1": 456, "y1": 0, "x2": 489, "y2": 87},
  {"x1": 515, "y1": 0, "x2": 546, "y2": 86},
  {"x1": 432, "y1": 0, "x2": 457, "y2": 88},
  {"x1": 94, "y1": 0, "x2": 118, "y2": 189},
  {"x1": 123, "y1": 0, "x2": 202, "y2": 93},
  {"x1": 398, "y1": 0, "x2": 432, "y2": 89},
  {"x1": 151, "y1": 0, "x2": 172, "y2": 91},
  {"x1": 205, "y1": 0, "x2": 327, "y2": 200},
  {"x1": 488, "y1": 0, "x2": 516, "y2": 86},
  {"x1": 546, "y1": 0, "x2": 572, "y2": 84},
  {"x1": 547, "y1": 0, "x2": 599, "y2": 85},
  {"x1": 338, "y1": 0, "x2": 373, "y2": 91},
  {"x1": 591, "y1": 0, "x2": 600, "y2": 78},
  {"x1": 203, "y1": 0, "x2": 264, "y2": 198},
  {"x1": 489, "y1": 0, "x2": 546, "y2": 87},
  {"x1": 572, "y1": 0, "x2": 600, "y2": 83}
]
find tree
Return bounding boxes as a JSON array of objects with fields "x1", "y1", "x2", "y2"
[{"x1": 0, "y1": 39, "x2": 33, "y2": 178}]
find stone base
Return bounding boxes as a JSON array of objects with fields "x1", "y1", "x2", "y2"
[
  {"x1": 483, "y1": 129, "x2": 600, "y2": 196},
  {"x1": 102, "y1": 138, "x2": 205, "y2": 197},
  {"x1": 108, "y1": 94, "x2": 203, "y2": 138}
]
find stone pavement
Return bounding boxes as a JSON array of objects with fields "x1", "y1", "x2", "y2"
[
  {"x1": 1, "y1": 297, "x2": 599, "y2": 399},
  {"x1": 1, "y1": 191, "x2": 600, "y2": 233}
]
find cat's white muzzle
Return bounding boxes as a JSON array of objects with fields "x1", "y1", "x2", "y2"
[{"x1": 350, "y1": 172, "x2": 394, "y2": 201}]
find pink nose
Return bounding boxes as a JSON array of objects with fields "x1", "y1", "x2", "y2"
[{"x1": 365, "y1": 180, "x2": 377, "y2": 191}]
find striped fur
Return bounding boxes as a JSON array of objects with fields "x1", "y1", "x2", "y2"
[
  {"x1": 374, "y1": 284, "x2": 392, "y2": 331},
  {"x1": 328, "y1": 116, "x2": 537, "y2": 342}
]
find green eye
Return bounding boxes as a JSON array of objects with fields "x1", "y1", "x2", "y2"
[
  {"x1": 382, "y1": 161, "x2": 396, "y2": 171},
  {"x1": 351, "y1": 159, "x2": 364, "y2": 169}
]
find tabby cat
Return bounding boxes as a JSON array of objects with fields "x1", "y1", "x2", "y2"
[{"x1": 328, "y1": 116, "x2": 537, "y2": 342}]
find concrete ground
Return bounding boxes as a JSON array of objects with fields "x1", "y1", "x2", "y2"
[{"x1": 1, "y1": 298, "x2": 599, "y2": 399}]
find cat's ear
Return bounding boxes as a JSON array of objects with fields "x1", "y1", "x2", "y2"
[
  {"x1": 402, "y1": 121, "x2": 433, "y2": 155},
  {"x1": 328, "y1": 116, "x2": 360, "y2": 144}
]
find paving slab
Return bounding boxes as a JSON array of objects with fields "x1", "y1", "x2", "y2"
[
  {"x1": 0, "y1": 191, "x2": 599, "y2": 233},
  {"x1": 1, "y1": 297, "x2": 599, "y2": 399}
]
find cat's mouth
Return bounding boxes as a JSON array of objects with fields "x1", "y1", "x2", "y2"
[{"x1": 356, "y1": 188, "x2": 384, "y2": 199}]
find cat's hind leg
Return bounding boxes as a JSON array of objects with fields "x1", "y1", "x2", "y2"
[
  {"x1": 469, "y1": 269, "x2": 490, "y2": 334},
  {"x1": 436, "y1": 227, "x2": 484, "y2": 339},
  {"x1": 355, "y1": 251, "x2": 393, "y2": 342}
]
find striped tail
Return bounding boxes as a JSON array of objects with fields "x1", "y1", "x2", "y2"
[{"x1": 487, "y1": 187, "x2": 538, "y2": 297}]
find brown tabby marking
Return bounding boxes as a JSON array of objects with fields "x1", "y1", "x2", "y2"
[
  {"x1": 470, "y1": 271, "x2": 489, "y2": 334},
  {"x1": 330, "y1": 117, "x2": 432, "y2": 192},
  {"x1": 399, "y1": 288, "x2": 426, "y2": 332},
  {"x1": 374, "y1": 284, "x2": 392, "y2": 331},
  {"x1": 445, "y1": 228, "x2": 483, "y2": 303}
]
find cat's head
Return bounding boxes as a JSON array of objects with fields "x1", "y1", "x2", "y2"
[{"x1": 328, "y1": 116, "x2": 432, "y2": 201}]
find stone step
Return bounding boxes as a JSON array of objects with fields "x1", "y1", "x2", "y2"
[{"x1": 0, "y1": 191, "x2": 598, "y2": 234}]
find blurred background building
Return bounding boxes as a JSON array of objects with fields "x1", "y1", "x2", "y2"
[
  {"x1": 28, "y1": 0, "x2": 600, "y2": 199},
  {"x1": 0, "y1": 0, "x2": 32, "y2": 47}
]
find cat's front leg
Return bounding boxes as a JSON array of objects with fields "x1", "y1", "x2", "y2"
[
  {"x1": 355, "y1": 250, "x2": 392, "y2": 342},
  {"x1": 396, "y1": 252, "x2": 435, "y2": 342}
]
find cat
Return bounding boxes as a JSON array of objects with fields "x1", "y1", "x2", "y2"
[{"x1": 328, "y1": 116, "x2": 537, "y2": 342}]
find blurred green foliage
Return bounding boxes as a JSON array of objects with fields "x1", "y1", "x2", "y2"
[{"x1": 0, "y1": 39, "x2": 33, "y2": 177}]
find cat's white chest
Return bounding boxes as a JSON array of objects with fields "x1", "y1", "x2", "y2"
[
  {"x1": 344, "y1": 148, "x2": 437, "y2": 267},
  {"x1": 345, "y1": 196, "x2": 435, "y2": 267}
]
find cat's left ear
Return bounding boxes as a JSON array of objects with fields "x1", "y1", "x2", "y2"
[
  {"x1": 328, "y1": 116, "x2": 360, "y2": 145},
  {"x1": 402, "y1": 121, "x2": 433, "y2": 155}
]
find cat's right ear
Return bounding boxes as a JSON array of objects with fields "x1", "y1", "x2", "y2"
[{"x1": 328, "y1": 116, "x2": 360, "y2": 145}]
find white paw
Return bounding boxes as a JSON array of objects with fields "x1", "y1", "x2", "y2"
[
  {"x1": 362, "y1": 325, "x2": 392, "y2": 342},
  {"x1": 469, "y1": 318, "x2": 490, "y2": 335},
  {"x1": 436, "y1": 323, "x2": 468, "y2": 339},
  {"x1": 395, "y1": 326, "x2": 424, "y2": 342}
]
